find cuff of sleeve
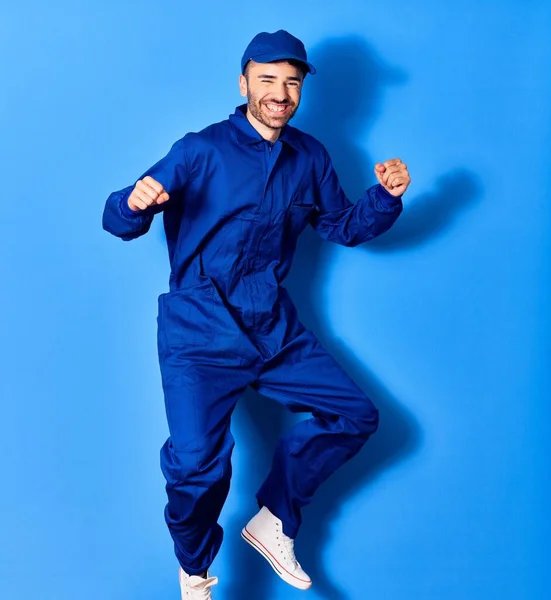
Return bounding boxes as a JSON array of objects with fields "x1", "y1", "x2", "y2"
[{"x1": 373, "y1": 183, "x2": 402, "y2": 212}]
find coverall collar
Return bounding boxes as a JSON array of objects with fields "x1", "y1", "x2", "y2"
[{"x1": 229, "y1": 104, "x2": 301, "y2": 151}]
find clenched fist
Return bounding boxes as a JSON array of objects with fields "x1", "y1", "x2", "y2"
[
  {"x1": 127, "y1": 176, "x2": 170, "y2": 212},
  {"x1": 374, "y1": 158, "x2": 411, "y2": 197}
]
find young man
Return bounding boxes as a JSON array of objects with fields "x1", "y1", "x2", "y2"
[{"x1": 103, "y1": 29, "x2": 410, "y2": 599}]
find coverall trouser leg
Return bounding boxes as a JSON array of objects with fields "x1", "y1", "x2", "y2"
[
  {"x1": 158, "y1": 352, "x2": 257, "y2": 575},
  {"x1": 253, "y1": 328, "x2": 379, "y2": 538},
  {"x1": 157, "y1": 283, "x2": 261, "y2": 576}
]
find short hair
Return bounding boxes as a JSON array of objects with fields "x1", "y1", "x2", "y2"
[{"x1": 244, "y1": 58, "x2": 308, "y2": 80}]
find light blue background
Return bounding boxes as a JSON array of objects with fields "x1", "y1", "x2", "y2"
[{"x1": 1, "y1": 1, "x2": 549, "y2": 599}]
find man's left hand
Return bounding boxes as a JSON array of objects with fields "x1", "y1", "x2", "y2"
[{"x1": 374, "y1": 158, "x2": 411, "y2": 197}]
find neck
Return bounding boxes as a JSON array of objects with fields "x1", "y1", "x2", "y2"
[{"x1": 245, "y1": 108, "x2": 281, "y2": 143}]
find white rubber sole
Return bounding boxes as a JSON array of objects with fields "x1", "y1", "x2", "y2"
[{"x1": 241, "y1": 526, "x2": 312, "y2": 591}]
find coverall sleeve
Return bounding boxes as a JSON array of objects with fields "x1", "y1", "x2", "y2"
[
  {"x1": 102, "y1": 137, "x2": 190, "y2": 241},
  {"x1": 310, "y1": 146, "x2": 403, "y2": 247}
]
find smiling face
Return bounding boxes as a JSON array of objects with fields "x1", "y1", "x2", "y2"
[{"x1": 239, "y1": 60, "x2": 305, "y2": 138}]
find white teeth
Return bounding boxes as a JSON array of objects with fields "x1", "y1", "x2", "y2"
[{"x1": 266, "y1": 103, "x2": 286, "y2": 113}]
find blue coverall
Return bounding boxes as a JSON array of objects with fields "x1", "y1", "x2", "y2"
[{"x1": 102, "y1": 103, "x2": 403, "y2": 575}]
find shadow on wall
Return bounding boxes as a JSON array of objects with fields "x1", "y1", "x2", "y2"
[
  {"x1": 368, "y1": 169, "x2": 483, "y2": 252},
  {"x1": 225, "y1": 35, "x2": 483, "y2": 600}
]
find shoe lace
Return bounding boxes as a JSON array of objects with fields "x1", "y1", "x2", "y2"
[
  {"x1": 282, "y1": 534, "x2": 298, "y2": 565},
  {"x1": 184, "y1": 575, "x2": 218, "y2": 599},
  {"x1": 276, "y1": 523, "x2": 298, "y2": 567}
]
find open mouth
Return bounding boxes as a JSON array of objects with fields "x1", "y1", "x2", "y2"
[{"x1": 264, "y1": 102, "x2": 290, "y2": 116}]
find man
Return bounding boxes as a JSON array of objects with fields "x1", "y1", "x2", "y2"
[{"x1": 103, "y1": 29, "x2": 410, "y2": 599}]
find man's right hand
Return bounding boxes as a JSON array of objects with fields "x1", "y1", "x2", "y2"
[{"x1": 127, "y1": 176, "x2": 170, "y2": 212}]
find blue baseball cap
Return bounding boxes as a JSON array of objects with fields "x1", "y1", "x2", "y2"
[{"x1": 241, "y1": 30, "x2": 316, "y2": 76}]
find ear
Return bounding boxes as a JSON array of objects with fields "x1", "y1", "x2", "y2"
[{"x1": 239, "y1": 74, "x2": 247, "y2": 98}]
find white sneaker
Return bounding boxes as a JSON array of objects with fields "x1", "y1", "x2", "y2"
[
  {"x1": 178, "y1": 567, "x2": 218, "y2": 599},
  {"x1": 241, "y1": 506, "x2": 312, "y2": 590}
]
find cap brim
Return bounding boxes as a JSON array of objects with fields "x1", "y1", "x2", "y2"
[{"x1": 245, "y1": 52, "x2": 316, "y2": 75}]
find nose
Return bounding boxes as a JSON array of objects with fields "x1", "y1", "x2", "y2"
[{"x1": 273, "y1": 83, "x2": 290, "y2": 102}]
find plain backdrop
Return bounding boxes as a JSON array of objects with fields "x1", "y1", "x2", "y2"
[{"x1": 1, "y1": 1, "x2": 550, "y2": 599}]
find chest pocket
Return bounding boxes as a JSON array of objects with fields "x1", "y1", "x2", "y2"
[{"x1": 286, "y1": 183, "x2": 320, "y2": 235}]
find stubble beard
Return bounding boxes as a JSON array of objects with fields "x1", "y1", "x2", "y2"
[{"x1": 247, "y1": 93, "x2": 298, "y2": 131}]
